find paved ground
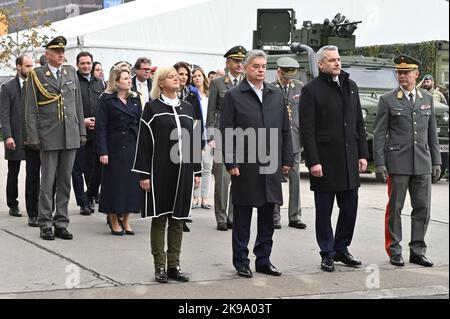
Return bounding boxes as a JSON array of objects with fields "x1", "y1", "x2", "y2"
[{"x1": 0, "y1": 145, "x2": 448, "y2": 301}]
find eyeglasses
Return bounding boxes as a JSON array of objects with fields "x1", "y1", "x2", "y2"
[{"x1": 139, "y1": 68, "x2": 152, "y2": 72}]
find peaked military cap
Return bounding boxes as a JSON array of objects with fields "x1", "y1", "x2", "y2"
[
  {"x1": 224, "y1": 46, "x2": 247, "y2": 60},
  {"x1": 394, "y1": 54, "x2": 420, "y2": 71},
  {"x1": 422, "y1": 74, "x2": 434, "y2": 81},
  {"x1": 44, "y1": 36, "x2": 67, "y2": 50},
  {"x1": 277, "y1": 57, "x2": 300, "y2": 74}
]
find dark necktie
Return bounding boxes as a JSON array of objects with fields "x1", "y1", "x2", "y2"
[
  {"x1": 233, "y1": 78, "x2": 238, "y2": 86},
  {"x1": 56, "y1": 69, "x2": 61, "y2": 80},
  {"x1": 409, "y1": 92, "x2": 414, "y2": 105}
]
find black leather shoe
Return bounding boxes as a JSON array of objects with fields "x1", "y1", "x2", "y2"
[
  {"x1": 237, "y1": 266, "x2": 253, "y2": 278},
  {"x1": 255, "y1": 264, "x2": 282, "y2": 276},
  {"x1": 110, "y1": 227, "x2": 124, "y2": 236},
  {"x1": 410, "y1": 255, "x2": 434, "y2": 267},
  {"x1": 185, "y1": 218, "x2": 193, "y2": 223},
  {"x1": 183, "y1": 222, "x2": 190, "y2": 232},
  {"x1": 321, "y1": 256, "x2": 335, "y2": 272},
  {"x1": 227, "y1": 221, "x2": 233, "y2": 229},
  {"x1": 390, "y1": 255, "x2": 405, "y2": 267},
  {"x1": 334, "y1": 251, "x2": 362, "y2": 267},
  {"x1": 288, "y1": 220, "x2": 307, "y2": 229},
  {"x1": 40, "y1": 228, "x2": 55, "y2": 240},
  {"x1": 28, "y1": 217, "x2": 39, "y2": 227},
  {"x1": 54, "y1": 227, "x2": 73, "y2": 240},
  {"x1": 217, "y1": 223, "x2": 228, "y2": 231},
  {"x1": 274, "y1": 223, "x2": 282, "y2": 229},
  {"x1": 167, "y1": 266, "x2": 189, "y2": 282},
  {"x1": 87, "y1": 202, "x2": 95, "y2": 214},
  {"x1": 80, "y1": 206, "x2": 92, "y2": 216},
  {"x1": 9, "y1": 206, "x2": 22, "y2": 217},
  {"x1": 155, "y1": 268, "x2": 168, "y2": 283}
]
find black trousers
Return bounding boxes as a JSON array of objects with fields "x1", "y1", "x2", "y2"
[
  {"x1": 6, "y1": 160, "x2": 21, "y2": 209},
  {"x1": 232, "y1": 203, "x2": 275, "y2": 270},
  {"x1": 84, "y1": 139, "x2": 101, "y2": 200},
  {"x1": 71, "y1": 146, "x2": 87, "y2": 207},
  {"x1": 25, "y1": 148, "x2": 40, "y2": 218},
  {"x1": 314, "y1": 189, "x2": 358, "y2": 258}
]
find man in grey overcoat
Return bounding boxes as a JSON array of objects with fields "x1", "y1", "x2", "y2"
[
  {"x1": 24, "y1": 36, "x2": 86, "y2": 240},
  {"x1": 1, "y1": 55, "x2": 33, "y2": 220},
  {"x1": 220, "y1": 50, "x2": 294, "y2": 278},
  {"x1": 374, "y1": 55, "x2": 441, "y2": 268}
]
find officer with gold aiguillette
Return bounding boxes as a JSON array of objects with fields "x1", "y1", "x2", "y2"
[
  {"x1": 271, "y1": 57, "x2": 306, "y2": 230},
  {"x1": 24, "y1": 36, "x2": 86, "y2": 241}
]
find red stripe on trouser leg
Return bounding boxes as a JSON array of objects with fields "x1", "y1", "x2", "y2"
[{"x1": 385, "y1": 176, "x2": 393, "y2": 256}]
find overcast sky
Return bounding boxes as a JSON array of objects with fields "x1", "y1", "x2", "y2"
[{"x1": 258, "y1": 0, "x2": 449, "y2": 46}]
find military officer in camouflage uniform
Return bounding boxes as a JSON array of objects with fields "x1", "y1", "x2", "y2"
[
  {"x1": 374, "y1": 55, "x2": 441, "y2": 267},
  {"x1": 206, "y1": 46, "x2": 247, "y2": 231},
  {"x1": 420, "y1": 74, "x2": 447, "y2": 105},
  {"x1": 271, "y1": 57, "x2": 306, "y2": 230},
  {"x1": 24, "y1": 36, "x2": 86, "y2": 240}
]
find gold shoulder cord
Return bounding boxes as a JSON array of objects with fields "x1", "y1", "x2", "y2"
[{"x1": 29, "y1": 70, "x2": 65, "y2": 122}]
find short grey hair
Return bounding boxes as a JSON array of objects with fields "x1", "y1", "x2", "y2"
[
  {"x1": 316, "y1": 45, "x2": 339, "y2": 62},
  {"x1": 243, "y1": 50, "x2": 268, "y2": 66}
]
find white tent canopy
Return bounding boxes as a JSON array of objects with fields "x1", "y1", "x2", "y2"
[
  {"x1": 2, "y1": 0, "x2": 447, "y2": 77},
  {"x1": 2, "y1": 0, "x2": 304, "y2": 76}
]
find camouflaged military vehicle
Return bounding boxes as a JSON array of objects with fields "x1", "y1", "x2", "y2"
[{"x1": 254, "y1": 9, "x2": 449, "y2": 182}]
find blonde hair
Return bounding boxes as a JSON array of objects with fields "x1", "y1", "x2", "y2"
[
  {"x1": 150, "y1": 66, "x2": 177, "y2": 100},
  {"x1": 105, "y1": 63, "x2": 135, "y2": 97}
]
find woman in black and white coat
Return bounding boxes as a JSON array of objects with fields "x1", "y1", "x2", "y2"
[{"x1": 133, "y1": 66, "x2": 201, "y2": 283}]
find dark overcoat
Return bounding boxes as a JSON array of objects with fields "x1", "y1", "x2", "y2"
[
  {"x1": 299, "y1": 71, "x2": 369, "y2": 192},
  {"x1": 77, "y1": 71, "x2": 105, "y2": 142},
  {"x1": 96, "y1": 92, "x2": 142, "y2": 214},
  {"x1": 220, "y1": 79, "x2": 294, "y2": 207},
  {"x1": 132, "y1": 98, "x2": 202, "y2": 219},
  {"x1": 1, "y1": 77, "x2": 25, "y2": 160}
]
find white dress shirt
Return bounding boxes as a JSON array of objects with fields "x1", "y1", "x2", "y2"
[
  {"x1": 248, "y1": 81, "x2": 264, "y2": 103},
  {"x1": 47, "y1": 64, "x2": 62, "y2": 80},
  {"x1": 137, "y1": 79, "x2": 150, "y2": 104},
  {"x1": 400, "y1": 86, "x2": 417, "y2": 103}
]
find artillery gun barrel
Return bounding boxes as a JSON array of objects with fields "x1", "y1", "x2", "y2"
[{"x1": 336, "y1": 20, "x2": 362, "y2": 27}]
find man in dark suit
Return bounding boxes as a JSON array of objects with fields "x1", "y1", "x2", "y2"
[
  {"x1": 1, "y1": 55, "x2": 33, "y2": 222},
  {"x1": 220, "y1": 50, "x2": 294, "y2": 278},
  {"x1": 131, "y1": 57, "x2": 152, "y2": 107},
  {"x1": 374, "y1": 55, "x2": 441, "y2": 268},
  {"x1": 72, "y1": 51, "x2": 105, "y2": 216},
  {"x1": 207, "y1": 45, "x2": 247, "y2": 231},
  {"x1": 299, "y1": 45, "x2": 369, "y2": 272},
  {"x1": 24, "y1": 36, "x2": 86, "y2": 240}
]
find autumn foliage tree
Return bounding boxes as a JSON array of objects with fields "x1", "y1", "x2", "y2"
[{"x1": 0, "y1": 0, "x2": 54, "y2": 72}]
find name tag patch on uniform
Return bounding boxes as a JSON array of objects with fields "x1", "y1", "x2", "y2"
[{"x1": 420, "y1": 105, "x2": 431, "y2": 110}]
